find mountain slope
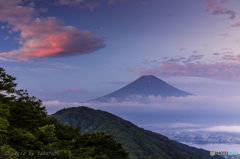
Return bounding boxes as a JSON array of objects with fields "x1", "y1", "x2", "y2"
[
  {"x1": 50, "y1": 106, "x2": 222, "y2": 159},
  {"x1": 89, "y1": 75, "x2": 192, "y2": 103}
]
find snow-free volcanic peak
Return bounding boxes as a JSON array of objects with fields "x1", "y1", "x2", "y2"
[{"x1": 88, "y1": 75, "x2": 192, "y2": 103}]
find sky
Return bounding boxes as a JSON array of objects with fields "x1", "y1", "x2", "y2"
[{"x1": 1, "y1": 0, "x2": 240, "y2": 133}]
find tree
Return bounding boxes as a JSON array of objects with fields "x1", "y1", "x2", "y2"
[{"x1": 0, "y1": 67, "x2": 130, "y2": 159}]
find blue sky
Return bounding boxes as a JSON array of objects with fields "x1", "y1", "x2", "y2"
[{"x1": 1, "y1": 0, "x2": 240, "y2": 133}]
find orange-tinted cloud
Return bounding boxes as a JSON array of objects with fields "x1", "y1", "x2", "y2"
[
  {"x1": 218, "y1": 33, "x2": 229, "y2": 37},
  {"x1": 222, "y1": 48, "x2": 232, "y2": 50},
  {"x1": 231, "y1": 22, "x2": 240, "y2": 28},
  {"x1": 66, "y1": 87, "x2": 86, "y2": 93},
  {"x1": 205, "y1": 0, "x2": 223, "y2": 10},
  {"x1": 0, "y1": 0, "x2": 105, "y2": 61}
]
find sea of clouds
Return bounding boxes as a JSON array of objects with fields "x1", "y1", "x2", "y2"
[{"x1": 43, "y1": 95, "x2": 240, "y2": 133}]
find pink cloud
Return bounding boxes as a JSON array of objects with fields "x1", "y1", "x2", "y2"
[
  {"x1": 139, "y1": 2, "x2": 147, "y2": 7},
  {"x1": 231, "y1": 22, "x2": 240, "y2": 28},
  {"x1": 205, "y1": 0, "x2": 236, "y2": 19},
  {"x1": 4, "y1": 36, "x2": 10, "y2": 40},
  {"x1": 67, "y1": 87, "x2": 85, "y2": 93},
  {"x1": 0, "y1": 1, "x2": 105, "y2": 61},
  {"x1": 0, "y1": 0, "x2": 22, "y2": 7},
  {"x1": 127, "y1": 54, "x2": 240, "y2": 80},
  {"x1": 205, "y1": 0, "x2": 228, "y2": 10},
  {"x1": 218, "y1": 33, "x2": 229, "y2": 37},
  {"x1": 184, "y1": 55, "x2": 203, "y2": 63},
  {"x1": 99, "y1": 27, "x2": 103, "y2": 30},
  {"x1": 222, "y1": 48, "x2": 232, "y2": 50},
  {"x1": 236, "y1": 40, "x2": 239, "y2": 43},
  {"x1": 0, "y1": 5, "x2": 36, "y2": 22},
  {"x1": 222, "y1": 54, "x2": 237, "y2": 61},
  {"x1": 205, "y1": 0, "x2": 225, "y2": 10}
]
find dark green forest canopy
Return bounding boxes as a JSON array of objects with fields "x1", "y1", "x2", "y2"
[
  {"x1": 0, "y1": 67, "x2": 129, "y2": 159},
  {"x1": 51, "y1": 106, "x2": 224, "y2": 159}
]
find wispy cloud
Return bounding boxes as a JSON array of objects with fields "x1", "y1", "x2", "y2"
[
  {"x1": 198, "y1": 126, "x2": 240, "y2": 133},
  {"x1": 126, "y1": 53, "x2": 240, "y2": 80},
  {"x1": 43, "y1": 100, "x2": 80, "y2": 114},
  {"x1": 205, "y1": 0, "x2": 236, "y2": 19},
  {"x1": 179, "y1": 48, "x2": 187, "y2": 51},
  {"x1": 192, "y1": 50, "x2": 199, "y2": 54},
  {"x1": 211, "y1": 8, "x2": 236, "y2": 19},
  {"x1": 3, "y1": 36, "x2": 10, "y2": 40},
  {"x1": 231, "y1": 22, "x2": 240, "y2": 28},
  {"x1": 222, "y1": 48, "x2": 231, "y2": 50},
  {"x1": 218, "y1": 33, "x2": 229, "y2": 37},
  {"x1": 65, "y1": 88, "x2": 86, "y2": 93},
  {"x1": 44, "y1": 96, "x2": 240, "y2": 134},
  {"x1": 44, "y1": 95, "x2": 240, "y2": 116}
]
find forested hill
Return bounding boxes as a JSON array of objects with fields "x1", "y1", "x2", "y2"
[
  {"x1": 0, "y1": 67, "x2": 129, "y2": 159},
  {"x1": 50, "y1": 106, "x2": 223, "y2": 159}
]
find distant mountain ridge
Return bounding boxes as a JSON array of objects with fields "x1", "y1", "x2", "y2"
[
  {"x1": 50, "y1": 106, "x2": 223, "y2": 159},
  {"x1": 89, "y1": 75, "x2": 192, "y2": 103}
]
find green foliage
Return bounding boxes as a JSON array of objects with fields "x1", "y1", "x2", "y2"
[
  {"x1": 0, "y1": 67, "x2": 129, "y2": 159},
  {"x1": 0, "y1": 103, "x2": 10, "y2": 143},
  {"x1": 0, "y1": 144, "x2": 18, "y2": 159},
  {"x1": 52, "y1": 107, "x2": 224, "y2": 159}
]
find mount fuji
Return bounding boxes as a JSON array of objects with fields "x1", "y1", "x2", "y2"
[{"x1": 88, "y1": 75, "x2": 192, "y2": 103}]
